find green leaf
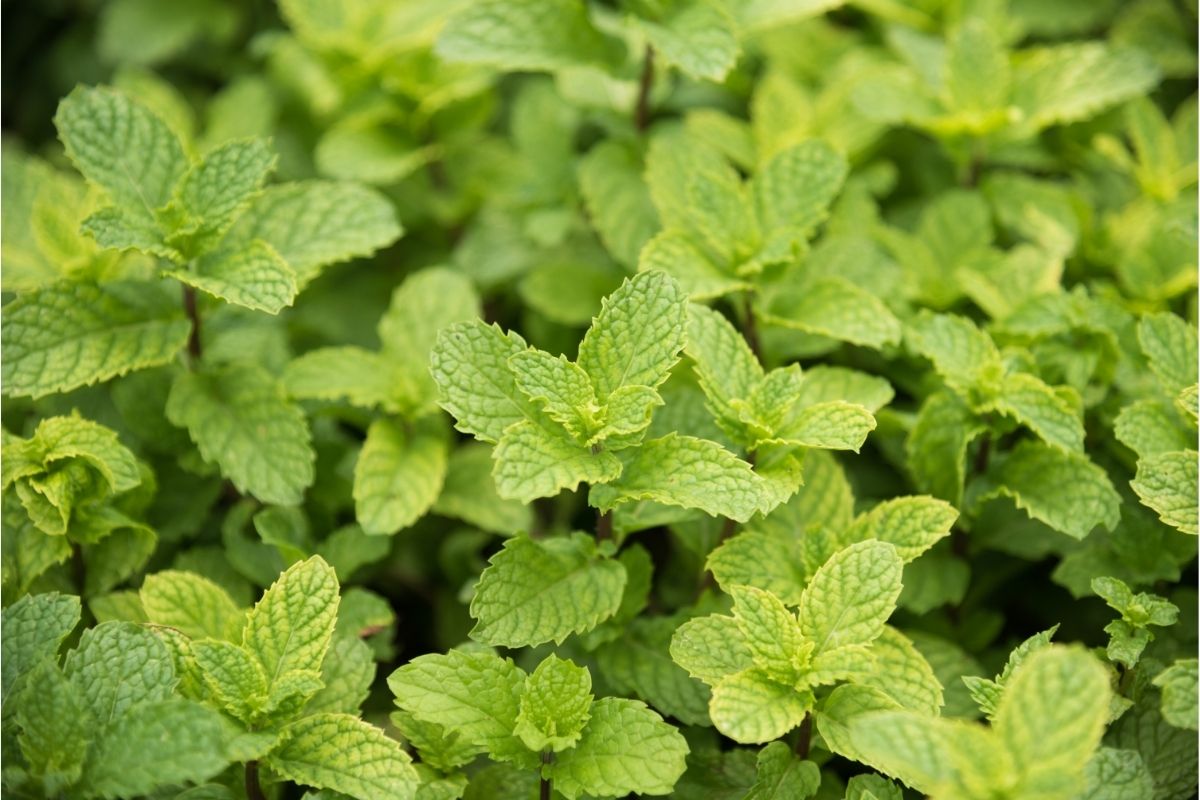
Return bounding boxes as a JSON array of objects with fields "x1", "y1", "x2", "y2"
[
  {"x1": 15, "y1": 661, "x2": 89, "y2": 795},
  {"x1": 3, "y1": 415, "x2": 142, "y2": 494},
  {"x1": 765, "y1": 277, "x2": 902, "y2": 350},
  {"x1": 436, "y1": 0, "x2": 619, "y2": 72},
  {"x1": 166, "y1": 363, "x2": 315, "y2": 505},
  {"x1": 514, "y1": 655, "x2": 593, "y2": 753},
  {"x1": 577, "y1": 271, "x2": 687, "y2": 400},
  {"x1": 706, "y1": 530, "x2": 807, "y2": 605},
  {"x1": 843, "y1": 709, "x2": 999, "y2": 797},
  {"x1": 984, "y1": 372, "x2": 1085, "y2": 452},
  {"x1": 1130, "y1": 450, "x2": 1198, "y2": 535},
  {"x1": 963, "y1": 626, "x2": 1058, "y2": 720},
  {"x1": 377, "y1": 267, "x2": 481, "y2": 410},
  {"x1": 840, "y1": 496, "x2": 957, "y2": 563},
  {"x1": 995, "y1": 646, "x2": 1111, "y2": 797},
  {"x1": 1, "y1": 281, "x2": 190, "y2": 398},
  {"x1": 305, "y1": 634, "x2": 374, "y2": 717},
  {"x1": 752, "y1": 140, "x2": 848, "y2": 248},
  {"x1": 906, "y1": 390, "x2": 984, "y2": 506},
  {"x1": 594, "y1": 614, "x2": 711, "y2": 727},
  {"x1": 634, "y1": 1, "x2": 739, "y2": 82},
  {"x1": 62, "y1": 620, "x2": 176, "y2": 725},
  {"x1": 944, "y1": 18, "x2": 1010, "y2": 120},
  {"x1": 685, "y1": 303, "x2": 764, "y2": 433},
  {"x1": 975, "y1": 440, "x2": 1121, "y2": 539},
  {"x1": 670, "y1": 613, "x2": 755, "y2": 685},
  {"x1": 859, "y1": 626, "x2": 944, "y2": 715},
  {"x1": 469, "y1": 533, "x2": 626, "y2": 648},
  {"x1": 353, "y1": 419, "x2": 448, "y2": 535},
  {"x1": 388, "y1": 649, "x2": 524, "y2": 761},
  {"x1": 266, "y1": 713, "x2": 419, "y2": 800},
  {"x1": 227, "y1": 181, "x2": 402, "y2": 286},
  {"x1": 510, "y1": 349, "x2": 599, "y2": 441},
  {"x1": 432, "y1": 442, "x2": 533, "y2": 536},
  {"x1": 549, "y1": 697, "x2": 689, "y2": 799},
  {"x1": 284, "y1": 347, "x2": 414, "y2": 413},
  {"x1": 798, "y1": 541, "x2": 903, "y2": 655},
  {"x1": 1152, "y1": 659, "x2": 1198, "y2": 730},
  {"x1": 191, "y1": 639, "x2": 269, "y2": 722},
  {"x1": 744, "y1": 741, "x2": 820, "y2": 800},
  {"x1": 54, "y1": 86, "x2": 187, "y2": 218},
  {"x1": 492, "y1": 420, "x2": 621, "y2": 503},
  {"x1": 431, "y1": 320, "x2": 536, "y2": 444},
  {"x1": 905, "y1": 310, "x2": 1003, "y2": 394},
  {"x1": 590, "y1": 434, "x2": 770, "y2": 522},
  {"x1": 1011, "y1": 43, "x2": 1160, "y2": 134},
  {"x1": 168, "y1": 138, "x2": 276, "y2": 248},
  {"x1": 709, "y1": 668, "x2": 810, "y2": 744},
  {"x1": 82, "y1": 699, "x2": 234, "y2": 798},
  {"x1": 1137, "y1": 314, "x2": 1195, "y2": 398},
  {"x1": 1081, "y1": 747, "x2": 1156, "y2": 800},
  {"x1": 243, "y1": 556, "x2": 339, "y2": 689},
  {"x1": 639, "y1": 230, "x2": 749, "y2": 300},
  {"x1": 775, "y1": 401, "x2": 876, "y2": 451},
  {"x1": 140, "y1": 569, "x2": 243, "y2": 641},
  {"x1": 730, "y1": 584, "x2": 806, "y2": 682},
  {"x1": 1114, "y1": 400, "x2": 1192, "y2": 459},
  {"x1": 578, "y1": 141, "x2": 659, "y2": 268},
  {"x1": 1, "y1": 592, "x2": 80, "y2": 704},
  {"x1": 81, "y1": 205, "x2": 176, "y2": 258},
  {"x1": 167, "y1": 239, "x2": 297, "y2": 314}
]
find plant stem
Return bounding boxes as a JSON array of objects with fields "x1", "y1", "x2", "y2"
[
  {"x1": 245, "y1": 761, "x2": 265, "y2": 800},
  {"x1": 741, "y1": 294, "x2": 762, "y2": 363},
  {"x1": 972, "y1": 432, "x2": 991, "y2": 475},
  {"x1": 182, "y1": 285, "x2": 202, "y2": 363},
  {"x1": 795, "y1": 713, "x2": 813, "y2": 759},
  {"x1": 596, "y1": 509, "x2": 613, "y2": 543},
  {"x1": 1118, "y1": 664, "x2": 1137, "y2": 697},
  {"x1": 540, "y1": 751, "x2": 554, "y2": 800},
  {"x1": 634, "y1": 45, "x2": 655, "y2": 132},
  {"x1": 71, "y1": 542, "x2": 86, "y2": 595}
]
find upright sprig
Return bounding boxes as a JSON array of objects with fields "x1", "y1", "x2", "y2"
[{"x1": 389, "y1": 650, "x2": 688, "y2": 799}]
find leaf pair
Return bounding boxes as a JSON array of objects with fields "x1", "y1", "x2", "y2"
[
  {"x1": 671, "y1": 540, "x2": 912, "y2": 742},
  {"x1": 685, "y1": 302, "x2": 878, "y2": 498},
  {"x1": 853, "y1": 16, "x2": 1159, "y2": 141},
  {"x1": 437, "y1": 0, "x2": 739, "y2": 83},
  {"x1": 286, "y1": 266, "x2": 481, "y2": 533},
  {"x1": 847, "y1": 646, "x2": 1112, "y2": 800},
  {"x1": 707, "y1": 494, "x2": 957, "y2": 605},
  {"x1": 1, "y1": 416, "x2": 155, "y2": 595},
  {"x1": 149, "y1": 556, "x2": 418, "y2": 800},
  {"x1": 1118, "y1": 313, "x2": 1199, "y2": 535},
  {"x1": 640, "y1": 129, "x2": 848, "y2": 300},
  {"x1": 389, "y1": 650, "x2": 688, "y2": 799},
  {"x1": 906, "y1": 310, "x2": 1122, "y2": 539},
  {"x1": 2, "y1": 593, "x2": 235, "y2": 798},
  {"x1": 1092, "y1": 576, "x2": 1179, "y2": 668},
  {"x1": 2, "y1": 85, "x2": 400, "y2": 400},
  {"x1": 431, "y1": 271, "x2": 667, "y2": 494}
]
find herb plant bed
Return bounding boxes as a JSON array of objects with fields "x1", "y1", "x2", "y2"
[{"x1": 1, "y1": 1, "x2": 1197, "y2": 799}]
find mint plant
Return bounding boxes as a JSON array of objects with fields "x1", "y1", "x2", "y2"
[
  {"x1": 2, "y1": 2, "x2": 1198, "y2": 799},
  {"x1": 390, "y1": 651, "x2": 687, "y2": 798}
]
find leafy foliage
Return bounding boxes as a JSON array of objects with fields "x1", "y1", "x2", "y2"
[{"x1": 1, "y1": 1, "x2": 1197, "y2": 799}]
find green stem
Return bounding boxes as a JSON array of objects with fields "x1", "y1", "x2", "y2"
[
  {"x1": 540, "y1": 751, "x2": 554, "y2": 800},
  {"x1": 795, "y1": 713, "x2": 813, "y2": 759},
  {"x1": 741, "y1": 293, "x2": 763, "y2": 363},
  {"x1": 245, "y1": 761, "x2": 265, "y2": 800},
  {"x1": 596, "y1": 509, "x2": 613, "y2": 543},
  {"x1": 634, "y1": 45, "x2": 655, "y2": 132},
  {"x1": 182, "y1": 285, "x2": 202, "y2": 364}
]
